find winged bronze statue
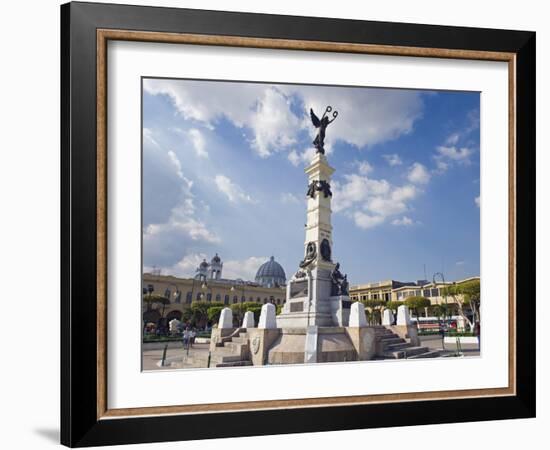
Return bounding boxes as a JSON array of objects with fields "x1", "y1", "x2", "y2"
[{"x1": 310, "y1": 106, "x2": 338, "y2": 154}]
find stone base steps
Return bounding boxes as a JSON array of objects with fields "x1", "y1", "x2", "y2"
[
  {"x1": 211, "y1": 330, "x2": 251, "y2": 367},
  {"x1": 375, "y1": 326, "x2": 439, "y2": 360}
]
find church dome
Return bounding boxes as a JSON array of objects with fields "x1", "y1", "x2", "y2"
[{"x1": 255, "y1": 256, "x2": 286, "y2": 287}]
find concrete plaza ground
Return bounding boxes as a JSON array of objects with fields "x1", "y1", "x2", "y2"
[{"x1": 142, "y1": 334, "x2": 480, "y2": 371}]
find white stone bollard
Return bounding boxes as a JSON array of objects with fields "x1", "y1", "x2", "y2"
[
  {"x1": 396, "y1": 305, "x2": 411, "y2": 325},
  {"x1": 258, "y1": 303, "x2": 277, "y2": 329},
  {"x1": 218, "y1": 307, "x2": 234, "y2": 329},
  {"x1": 242, "y1": 311, "x2": 255, "y2": 328},
  {"x1": 382, "y1": 309, "x2": 394, "y2": 326},
  {"x1": 349, "y1": 302, "x2": 367, "y2": 327}
]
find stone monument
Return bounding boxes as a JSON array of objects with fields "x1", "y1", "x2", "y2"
[{"x1": 277, "y1": 105, "x2": 351, "y2": 329}]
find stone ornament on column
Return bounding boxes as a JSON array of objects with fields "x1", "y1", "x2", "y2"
[
  {"x1": 396, "y1": 305, "x2": 411, "y2": 325},
  {"x1": 242, "y1": 310, "x2": 255, "y2": 328},
  {"x1": 382, "y1": 309, "x2": 394, "y2": 326},
  {"x1": 218, "y1": 307, "x2": 234, "y2": 329},
  {"x1": 258, "y1": 303, "x2": 277, "y2": 329},
  {"x1": 349, "y1": 301, "x2": 367, "y2": 327}
]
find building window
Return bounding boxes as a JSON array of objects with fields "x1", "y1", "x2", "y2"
[
  {"x1": 257, "y1": 297, "x2": 261, "y2": 302},
  {"x1": 423, "y1": 289, "x2": 430, "y2": 297},
  {"x1": 224, "y1": 295, "x2": 229, "y2": 305},
  {"x1": 174, "y1": 291, "x2": 181, "y2": 304},
  {"x1": 186, "y1": 292, "x2": 192, "y2": 304},
  {"x1": 397, "y1": 292, "x2": 403, "y2": 300},
  {"x1": 196, "y1": 293, "x2": 201, "y2": 301},
  {"x1": 249, "y1": 296, "x2": 253, "y2": 302},
  {"x1": 415, "y1": 289, "x2": 421, "y2": 296},
  {"x1": 233, "y1": 295, "x2": 238, "y2": 304},
  {"x1": 207, "y1": 293, "x2": 212, "y2": 302},
  {"x1": 241, "y1": 296, "x2": 246, "y2": 303},
  {"x1": 216, "y1": 294, "x2": 221, "y2": 302},
  {"x1": 361, "y1": 295, "x2": 366, "y2": 301},
  {"x1": 431, "y1": 288, "x2": 439, "y2": 297}
]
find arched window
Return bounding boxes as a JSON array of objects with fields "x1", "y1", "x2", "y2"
[
  {"x1": 216, "y1": 294, "x2": 221, "y2": 302},
  {"x1": 207, "y1": 293, "x2": 212, "y2": 302},
  {"x1": 186, "y1": 292, "x2": 192, "y2": 304},
  {"x1": 224, "y1": 295, "x2": 229, "y2": 305},
  {"x1": 233, "y1": 295, "x2": 238, "y2": 304},
  {"x1": 241, "y1": 296, "x2": 246, "y2": 303}
]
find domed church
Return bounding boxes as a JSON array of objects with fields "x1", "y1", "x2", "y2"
[{"x1": 255, "y1": 256, "x2": 287, "y2": 288}]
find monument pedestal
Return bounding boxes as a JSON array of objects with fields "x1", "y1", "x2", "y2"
[{"x1": 276, "y1": 267, "x2": 351, "y2": 328}]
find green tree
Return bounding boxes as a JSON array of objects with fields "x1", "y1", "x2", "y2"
[
  {"x1": 441, "y1": 279, "x2": 480, "y2": 331},
  {"x1": 405, "y1": 296, "x2": 431, "y2": 320},
  {"x1": 207, "y1": 306, "x2": 224, "y2": 324},
  {"x1": 142, "y1": 294, "x2": 170, "y2": 319},
  {"x1": 386, "y1": 301, "x2": 404, "y2": 313},
  {"x1": 182, "y1": 302, "x2": 224, "y2": 328},
  {"x1": 231, "y1": 302, "x2": 263, "y2": 326},
  {"x1": 361, "y1": 299, "x2": 385, "y2": 325}
]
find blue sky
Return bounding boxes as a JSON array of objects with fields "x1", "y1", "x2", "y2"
[{"x1": 142, "y1": 78, "x2": 480, "y2": 285}]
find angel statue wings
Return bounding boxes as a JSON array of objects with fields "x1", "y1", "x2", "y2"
[{"x1": 310, "y1": 106, "x2": 338, "y2": 154}]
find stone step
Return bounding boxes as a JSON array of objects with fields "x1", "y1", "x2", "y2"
[
  {"x1": 408, "y1": 350, "x2": 440, "y2": 359},
  {"x1": 231, "y1": 336, "x2": 249, "y2": 344},
  {"x1": 215, "y1": 360, "x2": 253, "y2": 367},
  {"x1": 379, "y1": 336, "x2": 404, "y2": 343},
  {"x1": 384, "y1": 346, "x2": 431, "y2": 359},
  {"x1": 211, "y1": 353, "x2": 243, "y2": 363},
  {"x1": 385, "y1": 342, "x2": 413, "y2": 351}
]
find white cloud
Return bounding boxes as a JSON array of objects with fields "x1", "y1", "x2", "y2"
[
  {"x1": 296, "y1": 86, "x2": 423, "y2": 149},
  {"x1": 436, "y1": 145, "x2": 472, "y2": 162},
  {"x1": 408, "y1": 162, "x2": 431, "y2": 185},
  {"x1": 223, "y1": 256, "x2": 269, "y2": 281},
  {"x1": 280, "y1": 192, "x2": 301, "y2": 204},
  {"x1": 188, "y1": 128, "x2": 208, "y2": 158},
  {"x1": 446, "y1": 133, "x2": 460, "y2": 145},
  {"x1": 167, "y1": 150, "x2": 184, "y2": 179},
  {"x1": 357, "y1": 160, "x2": 373, "y2": 175},
  {"x1": 214, "y1": 174, "x2": 255, "y2": 203},
  {"x1": 288, "y1": 147, "x2": 317, "y2": 167},
  {"x1": 332, "y1": 169, "x2": 422, "y2": 230},
  {"x1": 391, "y1": 216, "x2": 414, "y2": 226},
  {"x1": 144, "y1": 79, "x2": 425, "y2": 160},
  {"x1": 475, "y1": 196, "x2": 480, "y2": 207},
  {"x1": 249, "y1": 88, "x2": 301, "y2": 157},
  {"x1": 383, "y1": 154, "x2": 402, "y2": 166},
  {"x1": 353, "y1": 211, "x2": 385, "y2": 229},
  {"x1": 143, "y1": 128, "x2": 159, "y2": 148}
]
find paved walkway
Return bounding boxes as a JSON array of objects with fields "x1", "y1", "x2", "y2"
[
  {"x1": 419, "y1": 335, "x2": 480, "y2": 357},
  {"x1": 142, "y1": 343, "x2": 211, "y2": 371},
  {"x1": 142, "y1": 336, "x2": 480, "y2": 371}
]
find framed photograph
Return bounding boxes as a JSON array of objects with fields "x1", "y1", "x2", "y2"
[{"x1": 61, "y1": 1, "x2": 535, "y2": 447}]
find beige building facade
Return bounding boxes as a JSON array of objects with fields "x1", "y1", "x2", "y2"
[{"x1": 142, "y1": 254, "x2": 287, "y2": 326}]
